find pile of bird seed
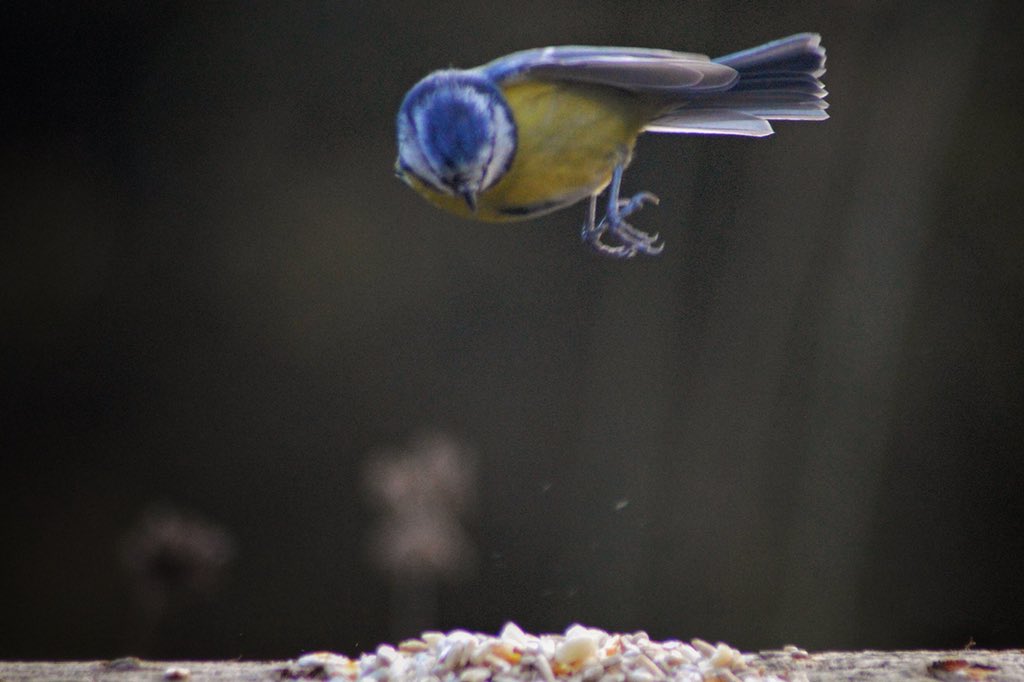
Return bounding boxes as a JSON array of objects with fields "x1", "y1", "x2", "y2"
[{"x1": 283, "y1": 622, "x2": 784, "y2": 682}]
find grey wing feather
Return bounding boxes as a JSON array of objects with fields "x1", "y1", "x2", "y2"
[
  {"x1": 714, "y1": 32, "x2": 826, "y2": 77},
  {"x1": 645, "y1": 110, "x2": 775, "y2": 137},
  {"x1": 480, "y1": 46, "x2": 739, "y2": 94}
]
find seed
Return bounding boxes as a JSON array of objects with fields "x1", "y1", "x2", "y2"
[
  {"x1": 460, "y1": 665, "x2": 493, "y2": 682},
  {"x1": 398, "y1": 639, "x2": 428, "y2": 653},
  {"x1": 533, "y1": 652, "x2": 556, "y2": 682},
  {"x1": 422, "y1": 631, "x2": 445, "y2": 647},
  {"x1": 283, "y1": 623, "x2": 768, "y2": 682},
  {"x1": 691, "y1": 639, "x2": 717, "y2": 658},
  {"x1": 555, "y1": 633, "x2": 599, "y2": 669}
]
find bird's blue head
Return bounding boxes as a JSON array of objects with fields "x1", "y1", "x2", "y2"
[{"x1": 396, "y1": 70, "x2": 517, "y2": 211}]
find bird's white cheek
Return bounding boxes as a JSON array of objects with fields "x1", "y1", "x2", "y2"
[{"x1": 480, "y1": 106, "x2": 516, "y2": 191}]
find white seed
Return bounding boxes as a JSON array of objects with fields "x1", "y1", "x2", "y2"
[
  {"x1": 291, "y1": 651, "x2": 355, "y2": 679},
  {"x1": 691, "y1": 639, "x2": 716, "y2": 658},
  {"x1": 422, "y1": 631, "x2": 446, "y2": 647},
  {"x1": 459, "y1": 665, "x2": 492, "y2": 682},
  {"x1": 498, "y1": 622, "x2": 527, "y2": 643},
  {"x1": 564, "y1": 624, "x2": 608, "y2": 648},
  {"x1": 533, "y1": 652, "x2": 556, "y2": 682},
  {"x1": 555, "y1": 633, "x2": 599, "y2": 668},
  {"x1": 398, "y1": 639, "x2": 429, "y2": 653},
  {"x1": 635, "y1": 654, "x2": 664, "y2": 678},
  {"x1": 483, "y1": 654, "x2": 511, "y2": 672},
  {"x1": 664, "y1": 651, "x2": 682, "y2": 664},
  {"x1": 441, "y1": 640, "x2": 473, "y2": 671},
  {"x1": 709, "y1": 643, "x2": 740, "y2": 669}
]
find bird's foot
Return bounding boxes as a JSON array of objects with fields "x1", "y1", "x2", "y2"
[{"x1": 582, "y1": 191, "x2": 663, "y2": 258}]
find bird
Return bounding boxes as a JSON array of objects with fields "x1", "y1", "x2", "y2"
[{"x1": 395, "y1": 33, "x2": 827, "y2": 258}]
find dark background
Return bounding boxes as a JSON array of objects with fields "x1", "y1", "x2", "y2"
[{"x1": 3, "y1": 0, "x2": 1022, "y2": 660}]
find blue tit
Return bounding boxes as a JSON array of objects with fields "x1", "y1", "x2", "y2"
[{"x1": 395, "y1": 33, "x2": 827, "y2": 258}]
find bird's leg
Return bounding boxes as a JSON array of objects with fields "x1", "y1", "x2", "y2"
[{"x1": 580, "y1": 164, "x2": 663, "y2": 258}]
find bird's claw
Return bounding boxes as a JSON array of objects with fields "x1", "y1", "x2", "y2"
[
  {"x1": 582, "y1": 190, "x2": 664, "y2": 258},
  {"x1": 617, "y1": 191, "x2": 659, "y2": 218}
]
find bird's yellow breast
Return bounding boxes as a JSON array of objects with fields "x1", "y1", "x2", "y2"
[{"x1": 411, "y1": 80, "x2": 655, "y2": 222}]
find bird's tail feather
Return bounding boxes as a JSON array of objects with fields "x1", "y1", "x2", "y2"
[{"x1": 646, "y1": 33, "x2": 828, "y2": 137}]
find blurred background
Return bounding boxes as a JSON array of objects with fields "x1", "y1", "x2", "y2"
[{"x1": 3, "y1": 0, "x2": 1022, "y2": 660}]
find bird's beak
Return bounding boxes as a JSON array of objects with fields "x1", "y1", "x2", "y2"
[{"x1": 459, "y1": 188, "x2": 478, "y2": 213}]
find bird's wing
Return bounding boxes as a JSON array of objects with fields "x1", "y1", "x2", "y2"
[
  {"x1": 480, "y1": 46, "x2": 739, "y2": 95},
  {"x1": 479, "y1": 36, "x2": 827, "y2": 138}
]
